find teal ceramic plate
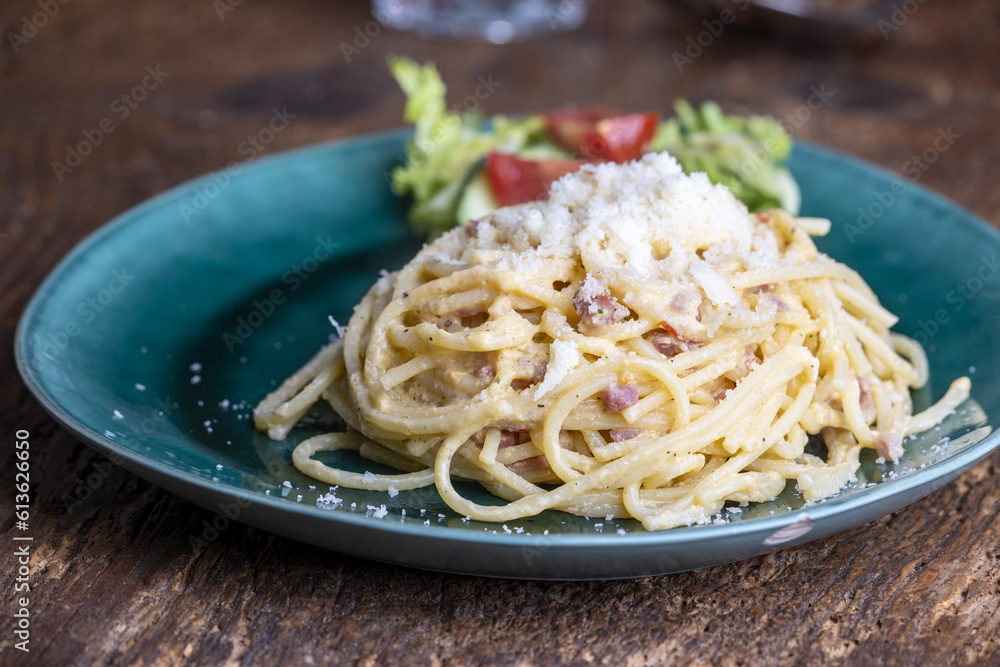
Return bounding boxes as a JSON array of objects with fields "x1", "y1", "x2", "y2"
[{"x1": 16, "y1": 130, "x2": 1000, "y2": 579}]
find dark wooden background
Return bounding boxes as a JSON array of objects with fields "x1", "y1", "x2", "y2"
[{"x1": 2, "y1": 0, "x2": 999, "y2": 664}]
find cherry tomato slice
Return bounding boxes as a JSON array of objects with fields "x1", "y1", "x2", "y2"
[
  {"x1": 545, "y1": 109, "x2": 659, "y2": 163},
  {"x1": 485, "y1": 153, "x2": 586, "y2": 206},
  {"x1": 545, "y1": 107, "x2": 621, "y2": 157}
]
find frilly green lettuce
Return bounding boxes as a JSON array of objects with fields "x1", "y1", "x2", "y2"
[
  {"x1": 389, "y1": 57, "x2": 544, "y2": 236},
  {"x1": 650, "y1": 100, "x2": 800, "y2": 214}
]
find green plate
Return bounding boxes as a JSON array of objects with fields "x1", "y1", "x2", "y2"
[{"x1": 16, "y1": 130, "x2": 1000, "y2": 579}]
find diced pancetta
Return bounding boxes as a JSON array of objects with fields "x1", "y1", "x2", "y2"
[
  {"x1": 858, "y1": 377, "x2": 872, "y2": 410},
  {"x1": 874, "y1": 433, "x2": 903, "y2": 461},
  {"x1": 602, "y1": 381, "x2": 639, "y2": 413},
  {"x1": 766, "y1": 294, "x2": 789, "y2": 311},
  {"x1": 609, "y1": 428, "x2": 641, "y2": 442},
  {"x1": 649, "y1": 322, "x2": 701, "y2": 357},
  {"x1": 573, "y1": 277, "x2": 628, "y2": 327},
  {"x1": 725, "y1": 347, "x2": 758, "y2": 381},
  {"x1": 669, "y1": 289, "x2": 702, "y2": 318},
  {"x1": 509, "y1": 455, "x2": 549, "y2": 472}
]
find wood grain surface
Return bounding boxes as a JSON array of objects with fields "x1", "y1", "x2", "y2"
[{"x1": 2, "y1": 0, "x2": 999, "y2": 664}]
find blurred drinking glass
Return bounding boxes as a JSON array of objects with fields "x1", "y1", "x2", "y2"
[{"x1": 372, "y1": 0, "x2": 592, "y2": 44}]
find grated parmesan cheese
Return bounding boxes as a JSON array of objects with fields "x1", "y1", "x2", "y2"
[
  {"x1": 534, "y1": 339, "x2": 581, "y2": 400},
  {"x1": 462, "y1": 153, "x2": 783, "y2": 315},
  {"x1": 328, "y1": 316, "x2": 347, "y2": 338},
  {"x1": 689, "y1": 258, "x2": 739, "y2": 306}
]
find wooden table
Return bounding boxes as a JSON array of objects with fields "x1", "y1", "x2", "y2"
[{"x1": 3, "y1": 0, "x2": 999, "y2": 663}]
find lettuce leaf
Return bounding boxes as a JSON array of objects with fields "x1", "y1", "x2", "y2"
[
  {"x1": 649, "y1": 100, "x2": 800, "y2": 214},
  {"x1": 389, "y1": 57, "x2": 544, "y2": 236}
]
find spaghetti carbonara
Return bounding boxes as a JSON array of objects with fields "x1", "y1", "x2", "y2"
[{"x1": 255, "y1": 153, "x2": 970, "y2": 530}]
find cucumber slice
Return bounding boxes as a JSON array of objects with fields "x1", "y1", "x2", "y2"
[
  {"x1": 456, "y1": 169, "x2": 499, "y2": 225},
  {"x1": 773, "y1": 168, "x2": 801, "y2": 216},
  {"x1": 515, "y1": 142, "x2": 573, "y2": 160}
]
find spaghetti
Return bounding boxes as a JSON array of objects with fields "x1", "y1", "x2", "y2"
[{"x1": 255, "y1": 153, "x2": 970, "y2": 530}]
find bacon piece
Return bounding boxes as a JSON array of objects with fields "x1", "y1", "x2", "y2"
[
  {"x1": 601, "y1": 381, "x2": 639, "y2": 413},
  {"x1": 509, "y1": 455, "x2": 549, "y2": 473},
  {"x1": 498, "y1": 430, "x2": 520, "y2": 448},
  {"x1": 508, "y1": 429, "x2": 532, "y2": 446},
  {"x1": 874, "y1": 433, "x2": 903, "y2": 461},
  {"x1": 470, "y1": 427, "x2": 529, "y2": 449},
  {"x1": 649, "y1": 323, "x2": 701, "y2": 357},
  {"x1": 609, "y1": 428, "x2": 641, "y2": 442},
  {"x1": 474, "y1": 363, "x2": 495, "y2": 380},
  {"x1": 766, "y1": 294, "x2": 789, "y2": 311},
  {"x1": 455, "y1": 305, "x2": 483, "y2": 318},
  {"x1": 573, "y1": 277, "x2": 628, "y2": 327},
  {"x1": 518, "y1": 358, "x2": 546, "y2": 380},
  {"x1": 466, "y1": 219, "x2": 482, "y2": 236},
  {"x1": 858, "y1": 377, "x2": 873, "y2": 410},
  {"x1": 648, "y1": 330, "x2": 700, "y2": 357},
  {"x1": 725, "y1": 347, "x2": 758, "y2": 381},
  {"x1": 857, "y1": 377, "x2": 877, "y2": 423},
  {"x1": 648, "y1": 332, "x2": 684, "y2": 357},
  {"x1": 510, "y1": 359, "x2": 546, "y2": 391},
  {"x1": 669, "y1": 289, "x2": 702, "y2": 318}
]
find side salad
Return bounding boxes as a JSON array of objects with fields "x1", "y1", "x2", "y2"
[{"x1": 389, "y1": 57, "x2": 800, "y2": 238}]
